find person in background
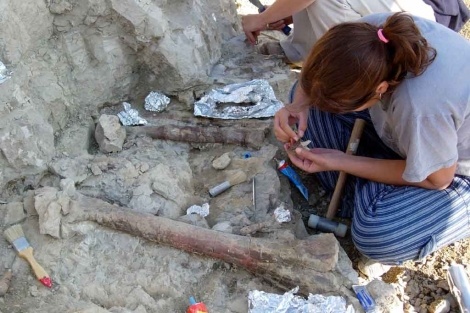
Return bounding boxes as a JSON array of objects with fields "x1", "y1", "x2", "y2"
[
  {"x1": 242, "y1": 0, "x2": 436, "y2": 63},
  {"x1": 274, "y1": 12, "x2": 470, "y2": 267}
]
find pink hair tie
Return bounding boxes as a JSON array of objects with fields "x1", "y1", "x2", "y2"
[{"x1": 377, "y1": 29, "x2": 389, "y2": 43}]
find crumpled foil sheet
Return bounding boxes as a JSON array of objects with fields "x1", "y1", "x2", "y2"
[
  {"x1": 144, "y1": 91, "x2": 170, "y2": 112},
  {"x1": 0, "y1": 61, "x2": 12, "y2": 84},
  {"x1": 194, "y1": 79, "x2": 284, "y2": 119},
  {"x1": 186, "y1": 203, "x2": 210, "y2": 217},
  {"x1": 117, "y1": 102, "x2": 148, "y2": 126},
  {"x1": 248, "y1": 287, "x2": 354, "y2": 313},
  {"x1": 274, "y1": 204, "x2": 291, "y2": 223}
]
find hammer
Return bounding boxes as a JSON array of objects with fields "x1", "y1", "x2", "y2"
[{"x1": 325, "y1": 119, "x2": 366, "y2": 220}]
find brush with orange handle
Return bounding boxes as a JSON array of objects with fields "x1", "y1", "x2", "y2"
[{"x1": 3, "y1": 224, "x2": 52, "y2": 288}]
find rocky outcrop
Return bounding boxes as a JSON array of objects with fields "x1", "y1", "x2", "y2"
[
  {"x1": 0, "y1": 0, "x2": 239, "y2": 190},
  {"x1": 95, "y1": 115, "x2": 126, "y2": 153}
]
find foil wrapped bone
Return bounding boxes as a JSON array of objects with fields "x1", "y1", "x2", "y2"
[
  {"x1": 0, "y1": 61, "x2": 12, "y2": 84},
  {"x1": 248, "y1": 287, "x2": 354, "y2": 313},
  {"x1": 274, "y1": 204, "x2": 291, "y2": 223},
  {"x1": 186, "y1": 203, "x2": 210, "y2": 217},
  {"x1": 117, "y1": 102, "x2": 148, "y2": 126},
  {"x1": 144, "y1": 91, "x2": 171, "y2": 112},
  {"x1": 194, "y1": 79, "x2": 284, "y2": 119}
]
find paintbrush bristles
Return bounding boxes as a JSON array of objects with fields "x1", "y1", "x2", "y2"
[
  {"x1": 228, "y1": 171, "x2": 247, "y2": 186},
  {"x1": 3, "y1": 224, "x2": 25, "y2": 244}
]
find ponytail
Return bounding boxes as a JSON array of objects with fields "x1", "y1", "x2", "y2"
[
  {"x1": 300, "y1": 12, "x2": 437, "y2": 113},
  {"x1": 381, "y1": 13, "x2": 436, "y2": 88}
]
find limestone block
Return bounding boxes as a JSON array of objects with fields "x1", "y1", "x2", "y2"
[
  {"x1": 95, "y1": 115, "x2": 126, "y2": 153},
  {"x1": 0, "y1": 111, "x2": 54, "y2": 189},
  {"x1": 366, "y1": 279, "x2": 403, "y2": 313},
  {"x1": 4, "y1": 202, "x2": 26, "y2": 226},
  {"x1": 212, "y1": 153, "x2": 231, "y2": 170},
  {"x1": 60, "y1": 178, "x2": 77, "y2": 197},
  {"x1": 34, "y1": 187, "x2": 62, "y2": 238}
]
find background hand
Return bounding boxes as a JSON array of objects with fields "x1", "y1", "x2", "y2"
[{"x1": 242, "y1": 14, "x2": 266, "y2": 44}]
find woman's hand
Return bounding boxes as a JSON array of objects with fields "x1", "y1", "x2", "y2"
[
  {"x1": 286, "y1": 147, "x2": 345, "y2": 173},
  {"x1": 273, "y1": 106, "x2": 309, "y2": 143}
]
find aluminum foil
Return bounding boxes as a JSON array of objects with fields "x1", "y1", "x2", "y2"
[
  {"x1": 274, "y1": 204, "x2": 291, "y2": 223},
  {"x1": 194, "y1": 79, "x2": 284, "y2": 119},
  {"x1": 248, "y1": 287, "x2": 354, "y2": 313},
  {"x1": 186, "y1": 203, "x2": 210, "y2": 217},
  {"x1": 117, "y1": 102, "x2": 148, "y2": 126},
  {"x1": 144, "y1": 91, "x2": 170, "y2": 112},
  {"x1": 0, "y1": 61, "x2": 12, "y2": 84}
]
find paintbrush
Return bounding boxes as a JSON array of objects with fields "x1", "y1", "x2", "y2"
[
  {"x1": 3, "y1": 224, "x2": 52, "y2": 288},
  {"x1": 209, "y1": 171, "x2": 247, "y2": 197}
]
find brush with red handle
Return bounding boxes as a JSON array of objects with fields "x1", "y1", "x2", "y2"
[{"x1": 3, "y1": 224, "x2": 52, "y2": 288}]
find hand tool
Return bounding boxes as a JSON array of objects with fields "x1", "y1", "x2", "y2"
[
  {"x1": 209, "y1": 171, "x2": 247, "y2": 197},
  {"x1": 325, "y1": 119, "x2": 366, "y2": 220},
  {"x1": 3, "y1": 224, "x2": 52, "y2": 288},
  {"x1": 248, "y1": 0, "x2": 292, "y2": 35},
  {"x1": 188, "y1": 296, "x2": 209, "y2": 313},
  {"x1": 307, "y1": 214, "x2": 347, "y2": 237},
  {"x1": 274, "y1": 158, "x2": 309, "y2": 200}
]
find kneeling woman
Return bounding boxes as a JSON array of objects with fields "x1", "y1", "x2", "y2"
[{"x1": 274, "y1": 12, "x2": 470, "y2": 264}]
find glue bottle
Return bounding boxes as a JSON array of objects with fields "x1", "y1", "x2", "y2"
[
  {"x1": 274, "y1": 159, "x2": 309, "y2": 200},
  {"x1": 187, "y1": 296, "x2": 208, "y2": 313}
]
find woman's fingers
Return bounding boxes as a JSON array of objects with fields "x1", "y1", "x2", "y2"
[
  {"x1": 287, "y1": 150, "x2": 314, "y2": 172},
  {"x1": 274, "y1": 113, "x2": 291, "y2": 142}
]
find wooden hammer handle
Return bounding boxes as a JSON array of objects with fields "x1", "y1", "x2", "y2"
[{"x1": 326, "y1": 119, "x2": 366, "y2": 220}]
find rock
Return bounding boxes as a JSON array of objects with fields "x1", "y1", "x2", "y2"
[
  {"x1": 34, "y1": 187, "x2": 67, "y2": 238},
  {"x1": 30, "y1": 286, "x2": 39, "y2": 297},
  {"x1": 366, "y1": 279, "x2": 403, "y2": 313},
  {"x1": 50, "y1": 155, "x2": 92, "y2": 183},
  {"x1": 357, "y1": 257, "x2": 391, "y2": 279},
  {"x1": 428, "y1": 298, "x2": 450, "y2": 313},
  {"x1": 95, "y1": 115, "x2": 126, "y2": 153},
  {"x1": 90, "y1": 164, "x2": 103, "y2": 176},
  {"x1": 0, "y1": 111, "x2": 54, "y2": 190},
  {"x1": 24, "y1": 192, "x2": 37, "y2": 216},
  {"x1": 436, "y1": 280, "x2": 449, "y2": 291},
  {"x1": 177, "y1": 214, "x2": 210, "y2": 229},
  {"x1": 406, "y1": 280, "x2": 421, "y2": 299},
  {"x1": 60, "y1": 178, "x2": 76, "y2": 197},
  {"x1": 49, "y1": 0, "x2": 73, "y2": 14},
  {"x1": 212, "y1": 221, "x2": 233, "y2": 233},
  {"x1": 335, "y1": 245, "x2": 359, "y2": 285},
  {"x1": 443, "y1": 293, "x2": 458, "y2": 309},
  {"x1": 139, "y1": 162, "x2": 150, "y2": 173},
  {"x1": 212, "y1": 153, "x2": 231, "y2": 170},
  {"x1": 382, "y1": 267, "x2": 405, "y2": 284},
  {"x1": 4, "y1": 202, "x2": 26, "y2": 225},
  {"x1": 56, "y1": 117, "x2": 95, "y2": 156}
]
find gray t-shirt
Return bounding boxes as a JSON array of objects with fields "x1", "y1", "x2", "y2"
[{"x1": 360, "y1": 13, "x2": 470, "y2": 182}]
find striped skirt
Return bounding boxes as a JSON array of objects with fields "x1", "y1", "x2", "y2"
[{"x1": 290, "y1": 84, "x2": 470, "y2": 264}]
